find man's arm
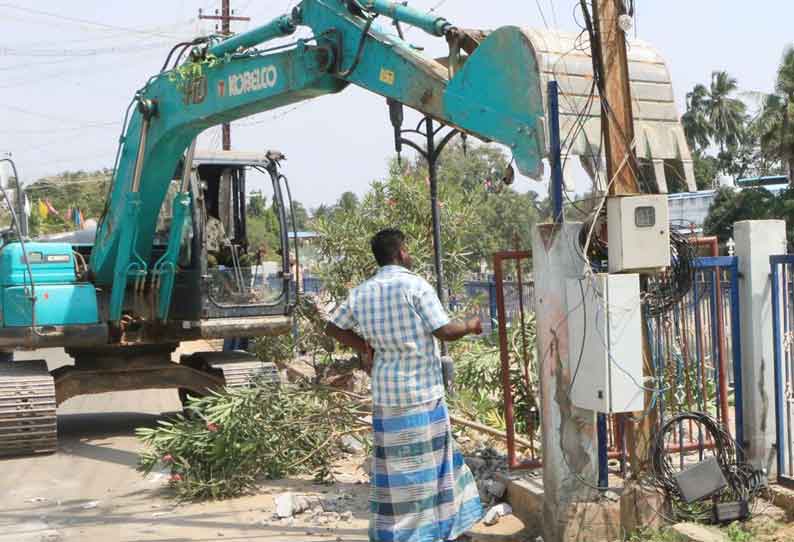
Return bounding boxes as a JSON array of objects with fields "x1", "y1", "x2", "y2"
[
  {"x1": 432, "y1": 317, "x2": 482, "y2": 342},
  {"x1": 325, "y1": 322, "x2": 370, "y2": 353}
]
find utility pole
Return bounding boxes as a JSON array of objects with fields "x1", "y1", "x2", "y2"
[
  {"x1": 199, "y1": 1, "x2": 250, "y2": 150},
  {"x1": 593, "y1": 0, "x2": 640, "y2": 195},
  {"x1": 592, "y1": 0, "x2": 655, "y2": 474}
]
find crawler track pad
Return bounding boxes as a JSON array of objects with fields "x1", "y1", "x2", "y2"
[{"x1": 0, "y1": 359, "x2": 57, "y2": 457}]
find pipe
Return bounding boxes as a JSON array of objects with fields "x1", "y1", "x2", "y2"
[
  {"x1": 548, "y1": 81, "x2": 564, "y2": 223},
  {"x1": 209, "y1": 14, "x2": 296, "y2": 57},
  {"x1": 494, "y1": 251, "x2": 532, "y2": 470},
  {"x1": 360, "y1": 0, "x2": 452, "y2": 37}
]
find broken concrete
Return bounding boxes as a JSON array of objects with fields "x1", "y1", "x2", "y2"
[{"x1": 671, "y1": 522, "x2": 726, "y2": 542}]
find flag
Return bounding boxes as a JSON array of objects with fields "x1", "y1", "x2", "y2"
[{"x1": 44, "y1": 199, "x2": 59, "y2": 217}]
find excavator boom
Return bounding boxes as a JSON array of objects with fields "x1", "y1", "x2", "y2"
[{"x1": 88, "y1": 0, "x2": 546, "y2": 321}]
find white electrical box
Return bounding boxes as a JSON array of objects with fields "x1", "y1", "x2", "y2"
[
  {"x1": 607, "y1": 195, "x2": 670, "y2": 273},
  {"x1": 566, "y1": 273, "x2": 644, "y2": 413}
]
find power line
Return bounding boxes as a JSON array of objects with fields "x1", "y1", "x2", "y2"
[
  {"x1": 0, "y1": 41, "x2": 174, "y2": 58},
  {"x1": 533, "y1": 0, "x2": 550, "y2": 28},
  {"x1": 0, "y1": 3, "x2": 184, "y2": 39},
  {"x1": 0, "y1": 104, "x2": 117, "y2": 127}
]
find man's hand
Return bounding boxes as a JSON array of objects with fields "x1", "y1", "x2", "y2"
[
  {"x1": 433, "y1": 317, "x2": 483, "y2": 342},
  {"x1": 465, "y1": 317, "x2": 483, "y2": 336},
  {"x1": 360, "y1": 344, "x2": 375, "y2": 375}
]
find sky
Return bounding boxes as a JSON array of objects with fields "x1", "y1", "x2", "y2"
[{"x1": 2, "y1": 1, "x2": 794, "y2": 210}]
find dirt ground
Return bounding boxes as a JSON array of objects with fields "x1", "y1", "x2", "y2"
[{"x1": 0, "y1": 346, "x2": 529, "y2": 542}]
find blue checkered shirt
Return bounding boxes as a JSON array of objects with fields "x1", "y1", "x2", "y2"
[{"x1": 330, "y1": 265, "x2": 451, "y2": 406}]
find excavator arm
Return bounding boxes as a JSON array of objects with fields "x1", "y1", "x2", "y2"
[{"x1": 89, "y1": 0, "x2": 546, "y2": 322}]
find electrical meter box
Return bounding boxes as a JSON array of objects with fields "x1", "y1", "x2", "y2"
[
  {"x1": 607, "y1": 195, "x2": 670, "y2": 273},
  {"x1": 566, "y1": 273, "x2": 643, "y2": 413}
]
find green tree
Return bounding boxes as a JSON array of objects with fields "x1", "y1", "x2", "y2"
[
  {"x1": 337, "y1": 191, "x2": 359, "y2": 212},
  {"x1": 314, "y1": 166, "x2": 479, "y2": 302},
  {"x1": 706, "y1": 71, "x2": 747, "y2": 156},
  {"x1": 756, "y1": 46, "x2": 794, "y2": 183},
  {"x1": 703, "y1": 186, "x2": 776, "y2": 241},
  {"x1": 288, "y1": 200, "x2": 309, "y2": 230},
  {"x1": 682, "y1": 84, "x2": 712, "y2": 153}
]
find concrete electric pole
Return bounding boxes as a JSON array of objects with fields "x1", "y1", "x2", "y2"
[{"x1": 199, "y1": 0, "x2": 250, "y2": 150}]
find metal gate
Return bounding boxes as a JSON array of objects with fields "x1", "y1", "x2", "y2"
[
  {"x1": 604, "y1": 255, "x2": 743, "y2": 482},
  {"x1": 770, "y1": 255, "x2": 794, "y2": 487}
]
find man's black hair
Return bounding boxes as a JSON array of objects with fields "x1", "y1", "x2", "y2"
[{"x1": 371, "y1": 228, "x2": 405, "y2": 267}]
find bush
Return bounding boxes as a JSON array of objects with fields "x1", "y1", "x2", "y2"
[{"x1": 137, "y1": 381, "x2": 368, "y2": 500}]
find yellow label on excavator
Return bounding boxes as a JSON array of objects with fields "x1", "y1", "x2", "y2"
[{"x1": 379, "y1": 68, "x2": 395, "y2": 85}]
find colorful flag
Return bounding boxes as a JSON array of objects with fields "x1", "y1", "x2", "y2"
[{"x1": 44, "y1": 199, "x2": 59, "y2": 217}]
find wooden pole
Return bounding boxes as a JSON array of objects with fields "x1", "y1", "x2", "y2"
[
  {"x1": 593, "y1": 0, "x2": 656, "y2": 475},
  {"x1": 593, "y1": 0, "x2": 640, "y2": 195}
]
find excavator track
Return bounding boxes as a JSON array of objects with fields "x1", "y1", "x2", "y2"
[
  {"x1": 206, "y1": 350, "x2": 281, "y2": 388},
  {"x1": 180, "y1": 350, "x2": 280, "y2": 402},
  {"x1": 0, "y1": 360, "x2": 57, "y2": 457}
]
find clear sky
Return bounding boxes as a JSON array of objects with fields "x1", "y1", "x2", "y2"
[{"x1": 2, "y1": 1, "x2": 794, "y2": 209}]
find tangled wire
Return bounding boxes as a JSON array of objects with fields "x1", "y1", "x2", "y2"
[
  {"x1": 647, "y1": 412, "x2": 763, "y2": 522},
  {"x1": 643, "y1": 230, "x2": 695, "y2": 317},
  {"x1": 578, "y1": 221, "x2": 695, "y2": 317}
]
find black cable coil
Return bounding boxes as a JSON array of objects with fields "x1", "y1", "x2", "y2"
[{"x1": 647, "y1": 412, "x2": 763, "y2": 522}]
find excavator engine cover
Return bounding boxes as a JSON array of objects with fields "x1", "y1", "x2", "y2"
[{"x1": 0, "y1": 242, "x2": 99, "y2": 327}]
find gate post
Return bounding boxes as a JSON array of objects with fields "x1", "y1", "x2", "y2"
[
  {"x1": 735, "y1": 220, "x2": 787, "y2": 477},
  {"x1": 533, "y1": 223, "x2": 599, "y2": 542}
]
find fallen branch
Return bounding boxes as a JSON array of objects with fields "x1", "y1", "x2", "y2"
[{"x1": 449, "y1": 414, "x2": 536, "y2": 450}]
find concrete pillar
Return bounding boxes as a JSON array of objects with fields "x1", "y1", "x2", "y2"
[
  {"x1": 652, "y1": 159, "x2": 668, "y2": 194},
  {"x1": 735, "y1": 220, "x2": 787, "y2": 476},
  {"x1": 682, "y1": 159, "x2": 697, "y2": 192},
  {"x1": 533, "y1": 222, "x2": 599, "y2": 542}
]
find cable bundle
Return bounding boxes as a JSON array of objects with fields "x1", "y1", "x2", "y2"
[
  {"x1": 648, "y1": 412, "x2": 763, "y2": 522},
  {"x1": 643, "y1": 231, "x2": 695, "y2": 317}
]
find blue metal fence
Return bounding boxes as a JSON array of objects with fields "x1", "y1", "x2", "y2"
[{"x1": 770, "y1": 254, "x2": 794, "y2": 487}]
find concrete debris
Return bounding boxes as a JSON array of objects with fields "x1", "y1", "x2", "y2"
[
  {"x1": 275, "y1": 492, "x2": 331, "y2": 519},
  {"x1": 340, "y1": 434, "x2": 365, "y2": 453},
  {"x1": 671, "y1": 522, "x2": 727, "y2": 542},
  {"x1": 340, "y1": 510, "x2": 354, "y2": 522},
  {"x1": 465, "y1": 448, "x2": 509, "y2": 506},
  {"x1": 484, "y1": 479, "x2": 506, "y2": 499},
  {"x1": 482, "y1": 503, "x2": 512, "y2": 526}
]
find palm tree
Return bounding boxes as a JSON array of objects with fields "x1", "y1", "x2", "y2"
[
  {"x1": 757, "y1": 46, "x2": 794, "y2": 183},
  {"x1": 706, "y1": 71, "x2": 747, "y2": 155},
  {"x1": 682, "y1": 84, "x2": 712, "y2": 152}
]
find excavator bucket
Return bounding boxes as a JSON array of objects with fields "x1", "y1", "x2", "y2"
[{"x1": 443, "y1": 26, "x2": 546, "y2": 179}]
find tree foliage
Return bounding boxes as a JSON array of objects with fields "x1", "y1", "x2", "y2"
[
  {"x1": 703, "y1": 187, "x2": 777, "y2": 241},
  {"x1": 25, "y1": 169, "x2": 111, "y2": 236},
  {"x1": 313, "y1": 143, "x2": 541, "y2": 302}
]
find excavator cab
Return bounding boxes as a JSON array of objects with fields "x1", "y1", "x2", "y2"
[{"x1": 154, "y1": 150, "x2": 295, "y2": 327}]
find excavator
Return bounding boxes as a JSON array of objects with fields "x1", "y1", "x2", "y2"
[{"x1": 0, "y1": 0, "x2": 546, "y2": 456}]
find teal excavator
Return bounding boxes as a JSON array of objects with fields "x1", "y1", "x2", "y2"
[{"x1": 0, "y1": 0, "x2": 545, "y2": 456}]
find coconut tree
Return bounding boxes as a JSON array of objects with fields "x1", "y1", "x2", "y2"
[
  {"x1": 682, "y1": 84, "x2": 712, "y2": 152},
  {"x1": 757, "y1": 46, "x2": 794, "y2": 183},
  {"x1": 705, "y1": 71, "x2": 747, "y2": 155}
]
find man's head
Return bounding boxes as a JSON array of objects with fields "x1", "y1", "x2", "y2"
[{"x1": 371, "y1": 228, "x2": 412, "y2": 268}]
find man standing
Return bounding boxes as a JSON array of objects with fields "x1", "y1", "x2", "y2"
[{"x1": 325, "y1": 229, "x2": 483, "y2": 542}]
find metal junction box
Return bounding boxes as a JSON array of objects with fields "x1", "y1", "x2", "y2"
[
  {"x1": 565, "y1": 273, "x2": 643, "y2": 413},
  {"x1": 607, "y1": 195, "x2": 670, "y2": 273}
]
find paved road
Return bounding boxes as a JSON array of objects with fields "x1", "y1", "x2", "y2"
[
  {"x1": 0, "y1": 347, "x2": 371, "y2": 542},
  {"x1": 0, "y1": 348, "x2": 524, "y2": 542}
]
